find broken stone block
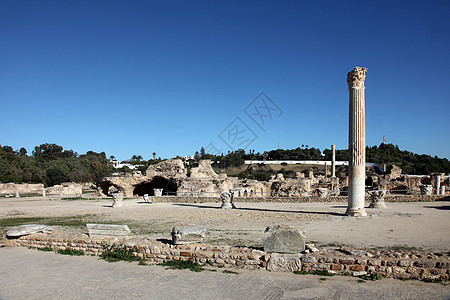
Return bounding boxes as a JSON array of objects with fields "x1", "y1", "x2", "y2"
[
  {"x1": 264, "y1": 225, "x2": 305, "y2": 254},
  {"x1": 153, "y1": 188, "x2": 163, "y2": 197},
  {"x1": 86, "y1": 224, "x2": 130, "y2": 238},
  {"x1": 171, "y1": 225, "x2": 206, "y2": 244},
  {"x1": 6, "y1": 224, "x2": 52, "y2": 237},
  {"x1": 112, "y1": 192, "x2": 123, "y2": 207},
  {"x1": 267, "y1": 253, "x2": 302, "y2": 272},
  {"x1": 220, "y1": 191, "x2": 235, "y2": 209}
]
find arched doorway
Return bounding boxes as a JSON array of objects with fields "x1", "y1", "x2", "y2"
[{"x1": 133, "y1": 176, "x2": 178, "y2": 196}]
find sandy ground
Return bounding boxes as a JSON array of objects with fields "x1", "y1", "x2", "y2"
[
  {"x1": 1, "y1": 247, "x2": 449, "y2": 300},
  {"x1": 1, "y1": 197, "x2": 449, "y2": 251}
]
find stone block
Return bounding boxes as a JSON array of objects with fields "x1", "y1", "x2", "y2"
[
  {"x1": 349, "y1": 265, "x2": 365, "y2": 271},
  {"x1": 331, "y1": 264, "x2": 344, "y2": 271},
  {"x1": 264, "y1": 225, "x2": 305, "y2": 254},
  {"x1": 267, "y1": 253, "x2": 302, "y2": 272},
  {"x1": 86, "y1": 224, "x2": 130, "y2": 238},
  {"x1": 171, "y1": 225, "x2": 206, "y2": 244},
  {"x1": 6, "y1": 224, "x2": 52, "y2": 237},
  {"x1": 302, "y1": 256, "x2": 317, "y2": 263}
]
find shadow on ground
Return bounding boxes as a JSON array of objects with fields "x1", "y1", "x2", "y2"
[{"x1": 172, "y1": 203, "x2": 345, "y2": 216}]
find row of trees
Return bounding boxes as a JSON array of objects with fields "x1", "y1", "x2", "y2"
[
  {"x1": 196, "y1": 143, "x2": 450, "y2": 175},
  {"x1": 0, "y1": 144, "x2": 114, "y2": 186},
  {"x1": 1, "y1": 143, "x2": 448, "y2": 186}
]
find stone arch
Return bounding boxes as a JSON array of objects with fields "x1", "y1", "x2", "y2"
[
  {"x1": 250, "y1": 189, "x2": 254, "y2": 197},
  {"x1": 243, "y1": 190, "x2": 248, "y2": 197},
  {"x1": 99, "y1": 181, "x2": 123, "y2": 196},
  {"x1": 133, "y1": 176, "x2": 178, "y2": 196}
]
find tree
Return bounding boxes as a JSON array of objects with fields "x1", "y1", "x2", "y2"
[
  {"x1": 200, "y1": 147, "x2": 206, "y2": 158},
  {"x1": 19, "y1": 148, "x2": 27, "y2": 156},
  {"x1": 152, "y1": 152, "x2": 156, "y2": 160}
]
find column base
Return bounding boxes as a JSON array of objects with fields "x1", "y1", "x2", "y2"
[{"x1": 345, "y1": 208, "x2": 367, "y2": 217}]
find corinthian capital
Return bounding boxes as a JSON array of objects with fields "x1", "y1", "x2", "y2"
[{"x1": 347, "y1": 66, "x2": 368, "y2": 88}]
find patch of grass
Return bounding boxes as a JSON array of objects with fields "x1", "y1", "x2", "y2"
[
  {"x1": 320, "y1": 243, "x2": 344, "y2": 248},
  {"x1": 58, "y1": 249, "x2": 84, "y2": 256},
  {"x1": 223, "y1": 270, "x2": 239, "y2": 274},
  {"x1": 218, "y1": 265, "x2": 224, "y2": 268},
  {"x1": 99, "y1": 245, "x2": 140, "y2": 262},
  {"x1": 399, "y1": 276, "x2": 412, "y2": 281},
  {"x1": 319, "y1": 278, "x2": 327, "y2": 281},
  {"x1": 360, "y1": 273, "x2": 383, "y2": 281},
  {"x1": 158, "y1": 260, "x2": 204, "y2": 272},
  {"x1": 138, "y1": 260, "x2": 148, "y2": 265},
  {"x1": 422, "y1": 275, "x2": 449, "y2": 283},
  {"x1": 38, "y1": 247, "x2": 53, "y2": 252},
  {"x1": 387, "y1": 245, "x2": 423, "y2": 252},
  {"x1": 0, "y1": 214, "x2": 99, "y2": 229},
  {"x1": 294, "y1": 270, "x2": 334, "y2": 276}
]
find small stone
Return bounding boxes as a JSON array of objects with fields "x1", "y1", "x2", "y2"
[{"x1": 352, "y1": 271, "x2": 367, "y2": 277}]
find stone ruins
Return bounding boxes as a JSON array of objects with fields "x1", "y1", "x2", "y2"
[{"x1": 95, "y1": 158, "x2": 448, "y2": 200}]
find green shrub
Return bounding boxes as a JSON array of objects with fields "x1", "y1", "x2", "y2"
[
  {"x1": 38, "y1": 247, "x2": 53, "y2": 252},
  {"x1": 360, "y1": 273, "x2": 382, "y2": 281},
  {"x1": 99, "y1": 245, "x2": 140, "y2": 262},
  {"x1": 158, "y1": 260, "x2": 204, "y2": 272},
  {"x1": 58, "y1": 249, "x2": 84, "y2": 256}
]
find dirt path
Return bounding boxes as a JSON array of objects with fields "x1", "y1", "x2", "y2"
[{"x1": 0, "y1": 247, "x2": 449, "y2": 300}]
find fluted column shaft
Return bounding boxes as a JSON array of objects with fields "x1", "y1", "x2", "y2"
[
  {"x1": 331, "y1": 145, "x2": 336, "y2": 178},
  {"x1": 346, "y1": 67, "x2": 368, "y2": 217}
]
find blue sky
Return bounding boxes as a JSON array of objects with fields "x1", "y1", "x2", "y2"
[{"x1": 1, "y1": 0, "x2": 449, "y2": 161}]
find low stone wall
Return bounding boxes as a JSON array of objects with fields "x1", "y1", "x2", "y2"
[
  {"x1": 150, "y1": 195, "x2": 449, "y2": 203},
  {"x1": 0, "y1": 183, "x2": 44, "y2": 195},
  {"x1": 5, "y1": 233, "x2": 449, "y2": 280}
]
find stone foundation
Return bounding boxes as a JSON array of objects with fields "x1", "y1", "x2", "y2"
[{"x1": 5, "y1": 233, "x2": 449, "y2": 280}]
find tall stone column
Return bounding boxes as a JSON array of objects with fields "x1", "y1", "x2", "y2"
[
  {"x1": 331, "y1": 145, "x2": 336, "y2": 178},
  {"x1": 346, "y1": 67, "x2": 368, "y2": 217},
  {"x1": 434, "y1": 174, "x2": 441, "y2": 195}
]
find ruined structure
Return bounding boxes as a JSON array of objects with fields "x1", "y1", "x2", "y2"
[{"x1": 96, "y1": 157, "x2": 448, "y2": 199}]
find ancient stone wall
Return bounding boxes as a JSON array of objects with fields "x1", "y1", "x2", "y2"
[
  {"x1": 7, "y1": 233, "x2": 449, "y2": 280},
  {"x1": 0, "y1": 183, "x2": 44, "y2": 195},
  {"x1": 147, "y1": 195, "x2": 448, "y2": 203}
]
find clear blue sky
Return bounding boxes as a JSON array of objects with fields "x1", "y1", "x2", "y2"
[{"x1": 1, "y1": 0, "x2": 449, "y2": 161}]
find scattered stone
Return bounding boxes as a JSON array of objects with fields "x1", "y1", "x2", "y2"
[
  {"x1": 264, "y1": 225, "x2": 305, "y2": 254},
  {"x1": 112, "y1": 192, "x2": 123, "y2": 207},
  {"x1": 267, "y1": 253, "x2": 302, "y2": 272},
  {"x1": 153, "y1": 189, "x2": 163, "y2": 197},
  {"x1": 352, "y1": 271, "x2": 367, "y2": 277},
  {"x1": 220, "y1": 191, "x2": 235, "y2": 209},
  {"x1": 143, "y1": 194, "x2": 151, "y2": 203},
  {"x1": 419, "y1": 185, "x2": 432, "y2": 195},
  {"x1": 6, "y1": 224, "x2": 52, "y2": 237},
  {"x1": 86, "y1": 224, "x2": 130, "y2": 238},
  {"x1": 171, "y1": 225, "x2": 206, "y2": 244},
  {"x1": 368, "y1": 190, "x2": 387, "y2": 209},
  {"x1": 316, "y1": 188, "x2": 327, "y2": 197}
]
